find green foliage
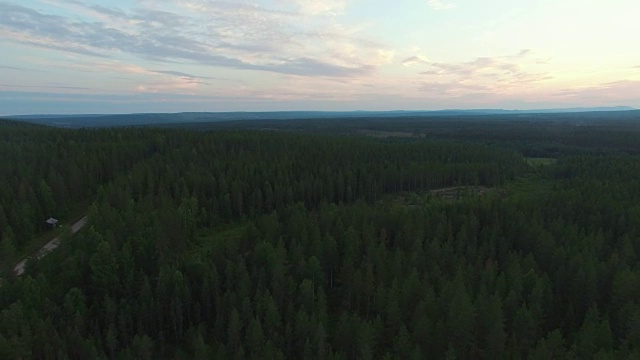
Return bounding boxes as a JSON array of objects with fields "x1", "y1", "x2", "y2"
[{"x1": 3, "y1": 119, "x2": 640, "y2": 358}]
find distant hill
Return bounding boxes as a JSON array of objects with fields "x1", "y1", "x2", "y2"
[
  {"x1": 3, "y1": 106, "x2": 636, "y2": 128},
  {"x1": 474, "y1": 106, "x2": 636, "y2": 114}
]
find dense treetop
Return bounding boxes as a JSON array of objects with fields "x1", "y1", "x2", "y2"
[{"x1": 1, "y1": 117, "x2": 640, "y2": 359}]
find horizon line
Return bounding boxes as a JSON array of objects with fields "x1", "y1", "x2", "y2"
[{"x1": 3, "y1": 106, "x2": 637, "y2": 118}]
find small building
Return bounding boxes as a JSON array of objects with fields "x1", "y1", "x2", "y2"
[{"x1": 46, "y1": 217, "x2": 59, "y2": 228}]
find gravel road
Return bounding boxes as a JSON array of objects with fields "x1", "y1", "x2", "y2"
[{"x1": 13, "y1": 216, "x2": 88, "y2": 276}]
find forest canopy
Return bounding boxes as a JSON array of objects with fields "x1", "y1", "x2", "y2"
[{"x1": 1, "y1": 115, "x2": 640, "y2": 359}]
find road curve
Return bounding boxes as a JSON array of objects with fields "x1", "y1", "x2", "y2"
[{"x1": 14, "y1": 216, "x2": 88, "y2": 276}]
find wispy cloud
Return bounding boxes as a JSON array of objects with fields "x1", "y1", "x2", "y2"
[
  {"x1": 555, "y1": 80, "x2": 640, "y2": 101},
  {"x1": 0, "y1": 83, "x2": 91, "y2": 90},
  {"x1": 402, "y1": 55, "x2": 430, "y2": 67},
  {"x1": 417, "y1": 50, "x2": 552, "y2": 97},
  {"x1": 0, "y1": 64, "x2": 46, "y2": 72},
  {"x1": 417, "y1": 81, "x2": 492, "y2": 98},
  {"x1": 427, "y1": 0, "x2": 456, "y2": 11},
  {"x1": 150, "y1": 70, "x2": 213, "y2": 80},
  {"x1": 0, "y1": 1, "x2": 387, "y2": 78},
  {"x1": 286, "y1": 0, "x2": 350, "y2": 15},
  {"x1": 135, "y1": 77, "x2": 205, "y2": 94},
  {"x1": 421, "y1": 50, "x2": 550, "y2": 83}
]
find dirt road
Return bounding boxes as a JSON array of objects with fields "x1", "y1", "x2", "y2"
[{"x1": 13, "y1": 216, "x2": 88, "y2": 276}]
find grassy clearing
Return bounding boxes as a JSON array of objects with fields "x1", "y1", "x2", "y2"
[
  {"x1": 427, "y1": 186, "x2": 504, "y2": 200},
  {"x1": 188, "y1": 222, "x2": 248, "y2": 259},
  {"x1": 384, "y1": 175, "x2": 556, "y2": 209},
  {"x1": 503, "y1": 175, "x2": 554, "y2": 203},
  {"x1": 383, "y1": 185, "x2": 508, "y2": 209}
]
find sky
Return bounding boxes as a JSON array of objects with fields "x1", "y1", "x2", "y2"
[{"x1": 1, "y1": 0, "x2": 639, "y2": 115}]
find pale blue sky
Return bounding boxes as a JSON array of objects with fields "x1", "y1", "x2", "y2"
[{"x1": 1, "y1": 0, "x2": 639, "y2": 114}]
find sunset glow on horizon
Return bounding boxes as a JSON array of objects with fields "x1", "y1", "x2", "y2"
[{"x1": 1, "y1": 0, "x2": 639, "y2": 114}]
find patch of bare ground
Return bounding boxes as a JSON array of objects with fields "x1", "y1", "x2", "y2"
[
  {"x1": 383, "y1": 186, "x2": 507, "y2": 208},
  {"x1": 427, "y1": 186, "x2": 504, "y2": 200}
]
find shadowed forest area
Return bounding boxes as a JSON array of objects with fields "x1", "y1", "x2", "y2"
[{"x1": 2, "y1": 114, "x2": 640, "y2": 359}]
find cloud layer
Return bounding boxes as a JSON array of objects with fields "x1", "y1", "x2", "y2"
[
  {"x1": 1, "y1": 0, "x2": 638, "y2": 113},
  {"x1": 0, "y1": 0, "x2": 386, "y2": 77},
  {"x1": 403, "y1": 50, "x2": 553, "y2": 98}
]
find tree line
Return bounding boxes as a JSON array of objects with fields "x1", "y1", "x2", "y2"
[{"x1": 1, "y1": 119, "x2": 640, "y2": 358}]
